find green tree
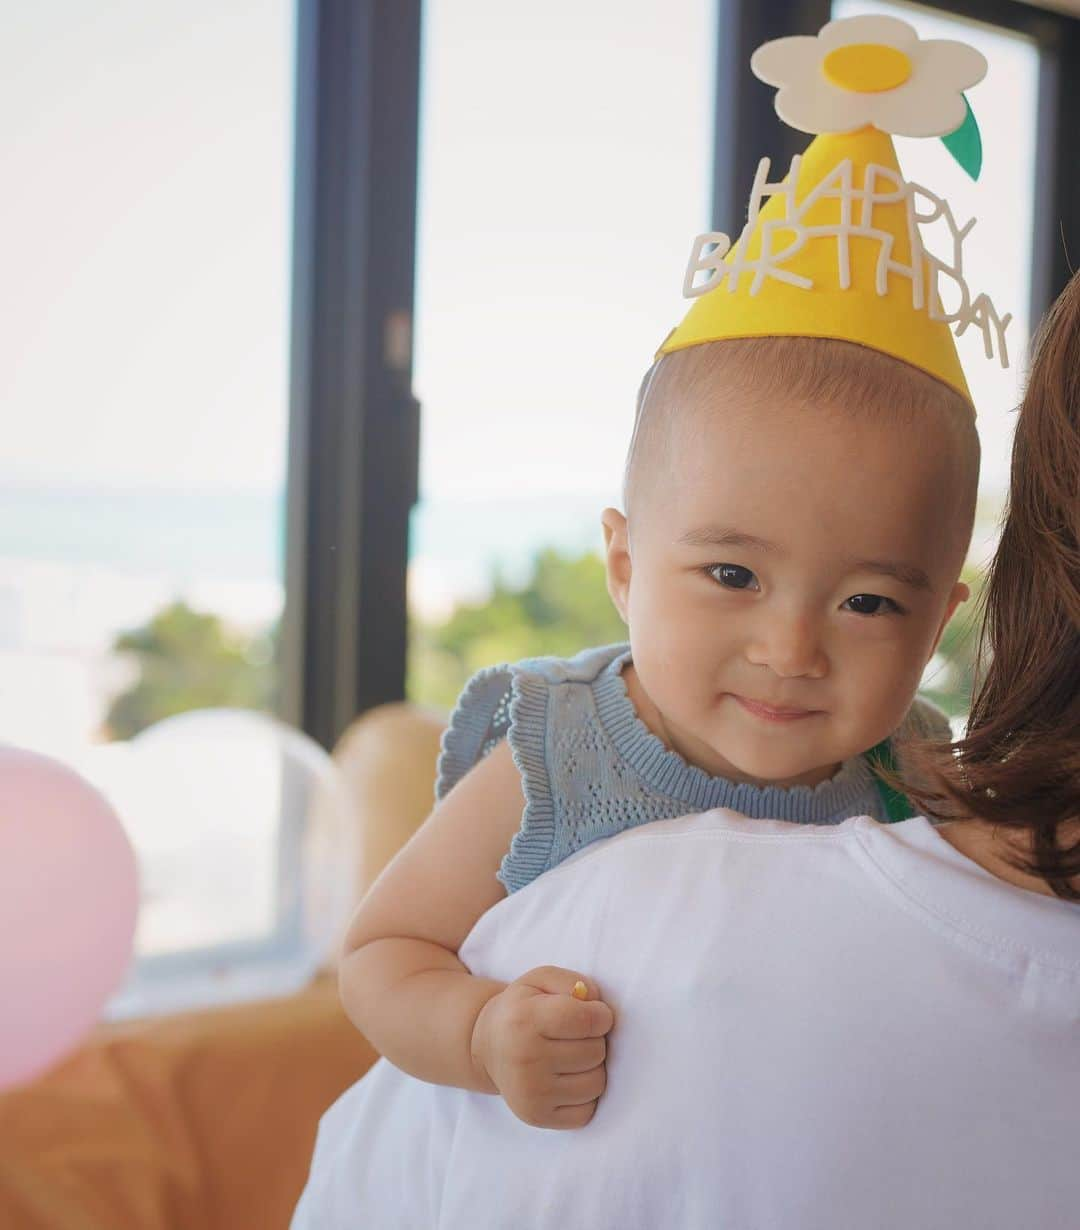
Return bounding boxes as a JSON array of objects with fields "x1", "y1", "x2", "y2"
[
  {"x1": 105, "y1": 601, "x2": 278, "y2": 740},
  {"x1": 108, "y1": 553, "x2": 983, "y2": 744},
  {"x1": 408, "y1": 548, "x2": 626, "y2": 709}
]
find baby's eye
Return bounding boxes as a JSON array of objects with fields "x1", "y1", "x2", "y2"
[
  {"x1": 707, "y1": 564, "x2": 759, "y2": 591},
  {"x1": 843, "y1": 593, "x2": 902, "y2": 616}
]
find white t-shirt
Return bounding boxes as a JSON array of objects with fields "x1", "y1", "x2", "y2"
[{"x1": 293, "y1": 811, "x2": 1080, "y2": 1230}]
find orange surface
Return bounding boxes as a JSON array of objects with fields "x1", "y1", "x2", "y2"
[{"x1": 0, "y1": 975, "x2": 377, "y2": 1230}]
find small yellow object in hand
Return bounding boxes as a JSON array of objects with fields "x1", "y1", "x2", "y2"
[{"x1": 571, "y1": 980, "x2": 588, "y2": 1000}]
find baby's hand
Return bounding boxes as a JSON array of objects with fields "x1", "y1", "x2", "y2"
[{"x1": 470, "y1": 965, "x2": 615, "y2": 1130}]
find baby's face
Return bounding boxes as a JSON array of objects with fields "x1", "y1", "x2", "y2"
[{"x1": 604, "y1": 389, "x2": 971, "y2": 788}]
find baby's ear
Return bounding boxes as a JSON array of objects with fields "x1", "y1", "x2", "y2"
[
  {"x1": 930, "y1": 579, "x2": 970, "y2": 658},
  {"x1": 600, "y1": 508, "x2": 632, "y2": 624}
]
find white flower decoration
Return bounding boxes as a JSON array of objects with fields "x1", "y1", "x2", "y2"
[{"x1": 750, "y1": 14, "x2": 986, "y2": 138}]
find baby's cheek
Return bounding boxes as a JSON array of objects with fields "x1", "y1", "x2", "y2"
[
  {"x1": 634, "y1": 647, "x2": 705, "y2": 727},
  {"x1": 661, "y1": 635, "x2": 717, "y2": 697},
  {"x1": 845, "y1": 655, "x2": 924, "y2": 741},
  {"x1": 635, "y1": 613, "x2": 694, "y2": 675},
  {"x1": 637, "y1": 651, "x2": 688, "y2": 710}
]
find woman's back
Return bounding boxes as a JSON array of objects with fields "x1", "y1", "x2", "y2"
[{"x1": 296, "y1": 809, "x2": 1080, "y2": 1230}]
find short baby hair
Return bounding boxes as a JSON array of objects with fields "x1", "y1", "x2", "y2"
[{"x1": 623, "y1": 336, "x2": 981, "y2": 550}]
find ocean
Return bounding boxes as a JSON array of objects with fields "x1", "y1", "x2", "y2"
[{"x1": 0, "y1": 481, "x2": 611, "y2": 608}]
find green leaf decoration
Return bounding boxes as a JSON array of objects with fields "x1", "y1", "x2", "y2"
[{"x1": 941, "y1": 94, "x2": 982, "y2": 181}]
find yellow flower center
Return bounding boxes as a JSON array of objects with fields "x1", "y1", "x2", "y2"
[{"x1": 822, "y1": 42, "x2": 912, "y2": 93}]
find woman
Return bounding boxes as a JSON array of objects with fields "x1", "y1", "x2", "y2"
[
  {"x1": 926, "y1": 271, "x2": 1080, "y2": 900},
  {"x1": 294, "y1": 274, "x2": 1080, "y2": 1230}
]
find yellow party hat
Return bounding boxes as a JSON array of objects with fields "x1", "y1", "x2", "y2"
[{"x1": 659, "y1": 15, "x2": 1011, "y2": 407}]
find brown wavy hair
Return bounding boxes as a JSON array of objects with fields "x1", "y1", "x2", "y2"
[{"x1": 903, "y1": 271, "x2": 1080, "y2": 899}]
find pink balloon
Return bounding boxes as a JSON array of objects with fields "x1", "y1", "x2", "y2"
[{"x1": 0, "y1": 746, "x2": 139, "y2": 1091}]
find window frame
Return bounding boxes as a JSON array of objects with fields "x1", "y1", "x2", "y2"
[
  {"x1": 282, "y1": 0, "x2": 422, "y2": 752},
  {"x1": 284, "y1": 0, "x2": 1080, "y2": 747}
]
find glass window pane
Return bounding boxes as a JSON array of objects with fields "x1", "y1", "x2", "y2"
[
  {"x1": 409, "y1": 0, "x2": 717, "y2": 706},
  {"x1": 832, "y1": 0, "x2": 1039, "y2": 720},
  {"x1": 0, "y1": 2, "x2": 297, "y2": 1002}
]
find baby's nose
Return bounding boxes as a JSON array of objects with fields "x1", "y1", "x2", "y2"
[{"x1": 744, "y1": 610, "x2": 828, "y2": 678}]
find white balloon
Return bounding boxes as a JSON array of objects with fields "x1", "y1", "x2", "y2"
[{"x1": 79, "y1": 709, "x2": 357, "y2": 1018}]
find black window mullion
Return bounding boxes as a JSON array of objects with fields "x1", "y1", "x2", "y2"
[
  {"x1": 1031, "y1": 11, "x2": 1080, "y2": 319},
  {"x1": 282, "y1": 0, "x2": 421, "y2": 751}
]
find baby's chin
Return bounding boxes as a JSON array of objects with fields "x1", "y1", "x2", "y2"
[
  {"x1": 706, "y1": 732, "x2": 851, "y2": 790},
  {"x1": 707, "y1": 707, "x2": 898, "y2": 790},
  {"x1": 655, "y1": 694, "x2": 882, "y2": 789}
]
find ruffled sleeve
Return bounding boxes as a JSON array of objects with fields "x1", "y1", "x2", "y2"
[
  {"x1": 434, "y1": 658, "x2": 559, "y2": 893},
  {"x1": 434, "y1": 661, "x2": 516, "y2": 801}
]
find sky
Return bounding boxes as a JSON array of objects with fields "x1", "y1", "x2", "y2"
[
  {"x1": 0, "y1": 0, "x2": 1041, "y2": 511},
  {"x1": 0, "y1": 1, "x2": 293, "y2": 491}
]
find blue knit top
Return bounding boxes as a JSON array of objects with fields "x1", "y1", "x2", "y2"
[{"x1": 435, "y1": 642, "x2": 950, "y2": 894}]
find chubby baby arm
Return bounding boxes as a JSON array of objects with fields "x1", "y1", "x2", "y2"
[{"x1": 338, "y1": 738, "x2": 614, "y2": 1126}]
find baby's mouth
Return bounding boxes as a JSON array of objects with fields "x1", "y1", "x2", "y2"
[{"x1": 730, "y1": 695, "x2": 821, "y2": 723}]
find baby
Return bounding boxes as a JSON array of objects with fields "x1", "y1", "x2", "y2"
[
  {"x1": 297, "y1": 17, "x2": 1006, "y2": 1208},
  {"x1": 330, "y1": 329, "x2": 977, "y2": 1134}
]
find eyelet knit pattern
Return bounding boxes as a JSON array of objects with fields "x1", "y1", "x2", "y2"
[{"x1": 435, "y1": 643, "x2": 949, "y2": 894}]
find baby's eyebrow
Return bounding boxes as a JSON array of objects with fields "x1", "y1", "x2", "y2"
[
  {"x1": 678, "y1": 527, "x2": 934, "y2": 591},
  {"x1": 849, "y1": 558, "x2": 933, "y2": 591},
  {"x1": 678, "y1": 527, "x2": 933, "y2": 590},
  {"x1": 677, "y1": 526, "x2": 780, "y2": 553}
]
